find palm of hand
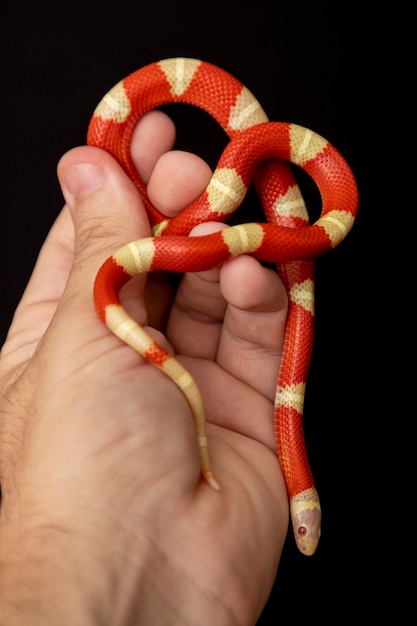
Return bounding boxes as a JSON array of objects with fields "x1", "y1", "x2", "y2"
[{"x1": 0, "y1": 111, "x2": 289, "y2": 625}]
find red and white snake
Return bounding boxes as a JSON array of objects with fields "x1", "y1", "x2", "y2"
[{"x1": 89, "y1": 57, "x2": 359, "y2": 556}]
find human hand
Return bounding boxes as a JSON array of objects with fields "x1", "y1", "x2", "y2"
[{"x1": 0, "y1": 110, "x2": 289, "y2": 625}]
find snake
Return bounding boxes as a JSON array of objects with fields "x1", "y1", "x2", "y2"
[{"x1": 88, "y1": 57, "x2": 359, "y2": 556}]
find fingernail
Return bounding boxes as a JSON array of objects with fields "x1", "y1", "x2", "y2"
[{"x1": 61, "y1": 162, "x2": 107, "y2": 199}]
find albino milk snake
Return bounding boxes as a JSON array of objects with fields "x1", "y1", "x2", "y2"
[{"x1": 89, "y1": 57, "x2": 359, "y2": 556}]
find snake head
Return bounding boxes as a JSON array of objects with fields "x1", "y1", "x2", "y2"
[{"x1": 290, "y1": 495, "x2": 321, "y2": 556}]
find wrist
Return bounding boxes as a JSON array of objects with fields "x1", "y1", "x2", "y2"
[
  {"x1": 0, "y1": 525, "x2": 99, "y2": 625},
  {"x1": 0, "y1": 517, "x2": 154, "y2": 626},
  {"x1": 0, "y1": 518, "x2": 240, "y2": 626}
]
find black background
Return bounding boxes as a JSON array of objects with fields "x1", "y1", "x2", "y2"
[{"x1": 4, "y1": 1, "x2": 388, "y2": 623}]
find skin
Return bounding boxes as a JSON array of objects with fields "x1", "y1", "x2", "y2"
[{"x1": 0, "y1": 110, "x2": 289, "y2": 626}]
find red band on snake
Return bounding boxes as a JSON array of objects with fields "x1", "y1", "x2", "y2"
[{"x1": 88, "y1": 57, "x2": 359, "y2": 556}]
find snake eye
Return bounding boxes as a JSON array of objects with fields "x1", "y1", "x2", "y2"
[{"x1": 297, "y1": 526, "x2": 307, "y2": 536}]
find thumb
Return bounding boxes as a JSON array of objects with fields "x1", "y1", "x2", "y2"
[{"x1": 57, "y1": 145, "x2": 150, "y2": 314}]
